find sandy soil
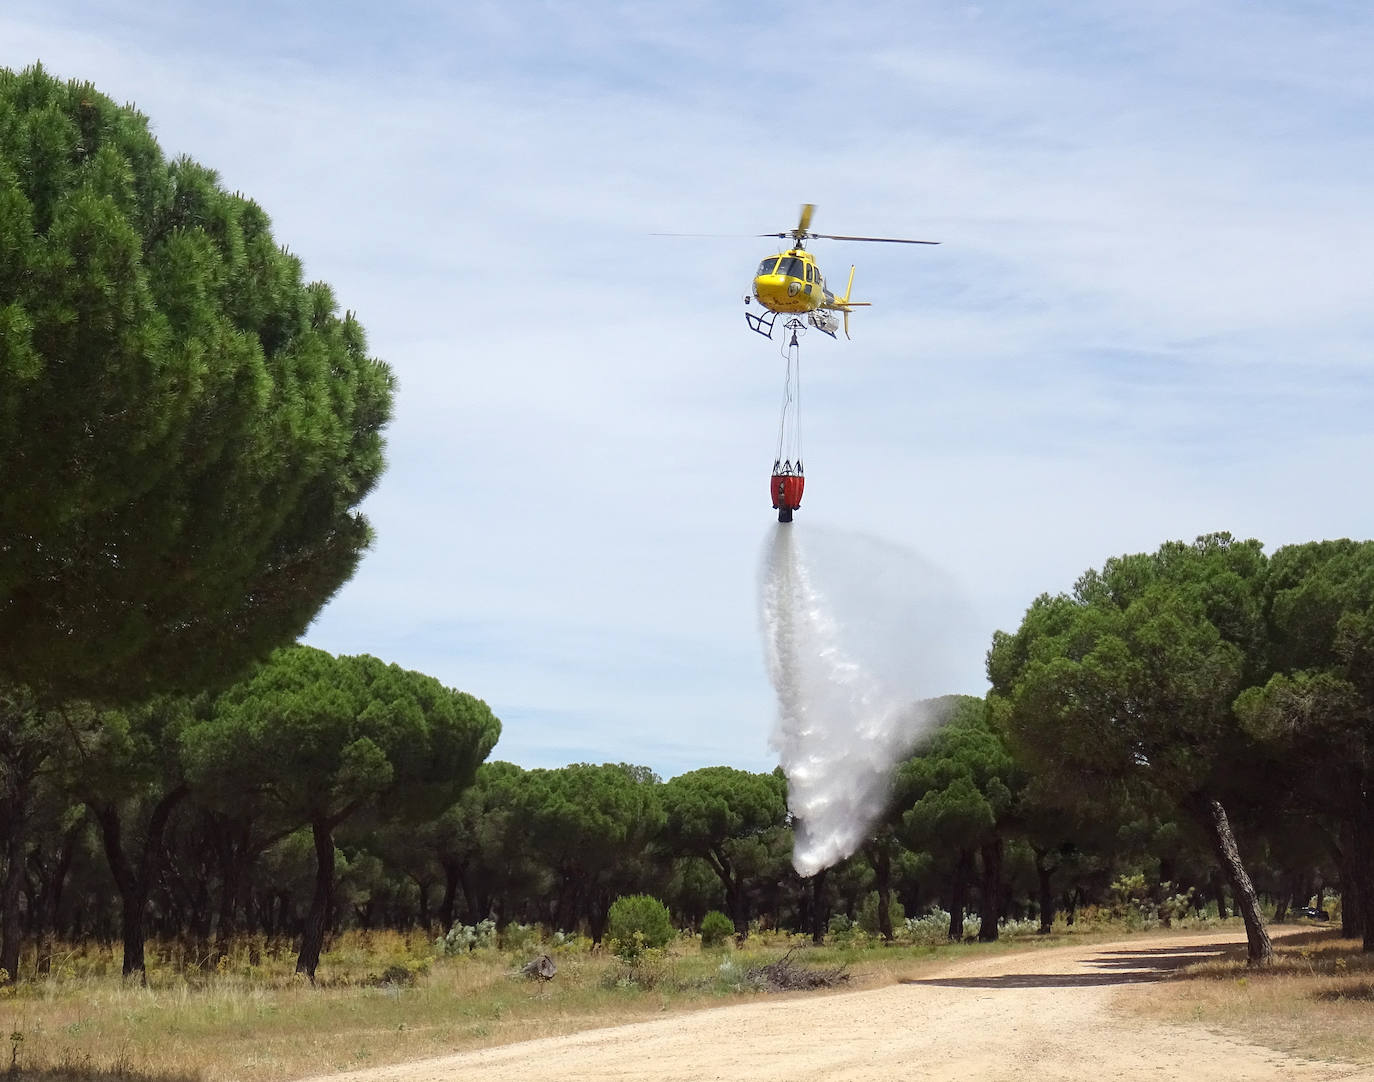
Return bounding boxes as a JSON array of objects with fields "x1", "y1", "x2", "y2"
[{"x1": 302, "y1": 930, "x2": 1374, "y2": 1082}]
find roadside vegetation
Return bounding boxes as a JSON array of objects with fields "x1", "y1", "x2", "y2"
[
  {"x1": 1139, "y1": 928, "x2": 1374, "y2": 1065},
  {"x1": 3, "y1": 914, "x2": 1366, "y2": 1082},
  {"x1": 2, "y1": 924, "x2": 967, "y2": 1082}
]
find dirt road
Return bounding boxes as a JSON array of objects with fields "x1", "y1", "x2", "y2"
[{"x1": 304, "y1": 931, "x2": 1373, "y2": 1082}]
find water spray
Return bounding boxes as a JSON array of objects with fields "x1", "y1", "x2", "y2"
[{"x1": 760, "y1": 523, "x2": 968, "y2": 877}]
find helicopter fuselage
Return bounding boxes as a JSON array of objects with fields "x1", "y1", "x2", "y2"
[{"x1": 751, "y1": 249, "x2": 836, "y2": 315}]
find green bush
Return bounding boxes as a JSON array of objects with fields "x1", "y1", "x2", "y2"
[
  {"x1": 435, "y1": 918, "x2": 497, "y2": 955},
  {"x1": 498, "y1": 922, "x2": 539, "y2": 952},
  {"x1": 700, "y1": 910, "x2": 735, "y2": 948},
  {"x1": 857, "y1": 892, "x2": 905, "y2": 937},
  {"x1": 903, "y1": 907, "x2": 952, "y2": 944},
  {"x1": 606, "y1": 894, "x2": 675, "y2": 960}
]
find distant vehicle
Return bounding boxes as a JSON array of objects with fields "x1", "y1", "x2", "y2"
[{"x1": 1294, "y1": 905, "x2": 1330, "y2": 920}]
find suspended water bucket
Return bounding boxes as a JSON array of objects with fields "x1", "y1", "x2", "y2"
[{"x1": 771, "y1": 470, "x2": 804, "y2": 511}]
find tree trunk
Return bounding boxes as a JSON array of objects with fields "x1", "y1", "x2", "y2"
[
  {"x1": 1333, "y1": 824, "x2": 1363, "y2": 939},
  {"x1": 948, "y1": 849, "x2": 971, "y2": 942},
  {"x1": 1034, "y1": 847, "x2": 1056, "y2": 934},
  {"x1": 212, "y1": 831, "x2": 242, "y2": 963},
  {"x1": 706, "y1": 848, "x2": 749, "y2": 938},
  {"x1": 1, "y1": 782, "x2": 30, "y2": 983},
  {"x1": 1273, "y1": 870, "x2": 1295, "y2": 922},
  {"x1": 810, "y1": 868, "x2": 828, "y2": 945},
  {"x1": 554, "y1": 872, "x2": 580, "y2": 936},
  {"x1": 727, "y1": 876, "x2": 748, "y2": 938},
  {"x1": 1063, "y1": 886, "x2": 1081, "y2": 926},
  {"x1": 460, "y1": 866, "x2": 483, "y2": 927},
  {"x1": 35, "y1": 819, "x2": 80, "y2": 976},
  {"x1": 978, "y1": 837, "x2": 1003, "y2": 942},
  {"x1": 873, "y1": 843, "x2": 894, "y2": 941},
  {"x1": 438, "y1": 861, "x2": 460, "y2": 930},
  {"x1": 92, "y1": 786, "x2": 189, "y2": 983},
  {"x1": 588, "y1": 889, "x2": 611, "y2": 945},
  {"x1": 1212, "y1": 872, "x2": 1230, "y2": 919},
  {"x1": 1356, "y1": 789, "x2": 1374, "y2": 952},
  {"x1": 412, "y1": 875, "x2": 432, "y2": 930},
  {"x1": 1199, "y1": 797, "x2": 1272, "y2": 966},
  {"x1": 295, "y1": 817, "x2": 336, "y2": 980}
]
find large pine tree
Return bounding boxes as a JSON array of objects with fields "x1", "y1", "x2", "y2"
[{"x1": 0, "y1": 64, "x2": 394, "y2": 702}]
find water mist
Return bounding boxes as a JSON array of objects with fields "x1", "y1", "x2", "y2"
[{"x1": 760, "y1": 523, "x2": 970, "y2": 877}]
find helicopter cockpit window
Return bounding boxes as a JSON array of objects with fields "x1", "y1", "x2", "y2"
[
  {"x1": 757, "y1": 258, "x2": 780, "y2": 276},
  {"x1": 775, "y1": 257, "x2": 805, "y2": 279}
]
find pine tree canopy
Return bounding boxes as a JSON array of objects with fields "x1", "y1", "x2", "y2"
[{"x1": 0, "y1": 64, "x2": 396, "y2": 703}]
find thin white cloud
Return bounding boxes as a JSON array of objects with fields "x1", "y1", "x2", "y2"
[{"x1": 4, "y1": 0, "x2": 1372, "y2": 775}]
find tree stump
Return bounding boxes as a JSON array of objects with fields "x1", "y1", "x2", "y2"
[{"x1": 521, "y1": 954, "x2": 557, "y2": 981}]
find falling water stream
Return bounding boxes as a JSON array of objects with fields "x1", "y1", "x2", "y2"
[{"x1": 760, "y1": 522, "x2": 970, "y2": 877}]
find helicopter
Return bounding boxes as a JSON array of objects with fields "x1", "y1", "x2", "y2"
[
  {"x1": 658, "y1": 204, "x2": 938, "y2": 523},
  {"x1": 751, "y1": 205, "x2": 937, "y2": 522},
  {"x1": 745, "y1": 203, "x2": 938, "y2": 340}
]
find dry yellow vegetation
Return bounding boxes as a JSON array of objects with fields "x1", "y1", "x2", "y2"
[
  {"x1": 1, "y1": 923, "x2": 1367, "y2": 1081},
  {"x1": 1133, "y1": 928, "x2": 1374, "y2": 1064}
]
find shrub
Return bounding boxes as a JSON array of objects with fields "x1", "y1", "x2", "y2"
[
  {"x1": 903, "y1": 908, "x2": 951, "y2": 944},
  {"x1": 857, "y1": 892, "x2": 906, "y2": 937},
  {"x1": 700, "y1": 910, "x2": 735, "y2": 949},
  {"x1": 550, "y1": 930, "x2": 588, "y2": 952},
  {"x1": 827, "y1": 914, "x2": 869, "y2": 948},
  {"x1": 602, "y1": 948, "x2": 671, "y2": 989},
  {"x1": 1157, "y1": 885, "x2": 1196, "y2": 927},
  {"x1": 1109, "y1": 873, "x2": 1153, "y2": 921},
  {"x1": 435, "y1": 918, "x2": 497, "y2": 956},
  {"x1": 997, "y1": 917, "x2": 1041, "y2": 938},
  {"x1": 497, "y1": 922, "x2": 539, "y2": 953},
  {"x1": 372, "y1": 960, "x2": 426, "y2": 986},
  {"x1": 901, "y1": 907, "x2": 984, "y2": 944},
  {"x1": 606, "y1": 895, "x2": 675, "y2": 960}
]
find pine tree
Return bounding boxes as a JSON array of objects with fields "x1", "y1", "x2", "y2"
[{"x1": 0, "y1": 64, "x2": 394, "y2": 702}]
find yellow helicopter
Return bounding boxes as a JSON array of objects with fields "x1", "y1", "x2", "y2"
[{"x1": 745, "y1": 204, "x2": 938, "y2": 340}]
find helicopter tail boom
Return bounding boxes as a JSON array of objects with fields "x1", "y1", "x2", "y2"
[{"x1": 832, "y1": 265, "x2": 872, "y2": 339}]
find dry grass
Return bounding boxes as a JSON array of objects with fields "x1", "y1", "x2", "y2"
[
  {"x1": 0, "y1": 930, "x2": 981, "y2": 1082},
  {"x1": 4, "y1": 921, "x2": 1337, "y2": 1081},
  {"x1": 5, "y1": 950, "x2": 654, "y2": 1080},
  {"x1": 1132, "y1": 927, "x2": 1374, "y2": 1064}
]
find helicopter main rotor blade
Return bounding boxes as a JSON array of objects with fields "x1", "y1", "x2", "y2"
[
  {"x1": 797, "y1": 203, "x2": 815, "y2": 235},
  {"x1": 756, "y1": 231, "x2": 940, "y2": 245},
  {"x1": 809, "y1": 232, "x2": 940, "y2": 245}
]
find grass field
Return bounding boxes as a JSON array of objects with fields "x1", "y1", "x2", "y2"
[
  {"x1": 0, "y1": 920, "x2": 1367, "y2": 1081},
  {"x1": 0, "y1": 925, "x2": 1049, "y2": 1082},
  {"x1": 1135, "y1": 927, "x2": 1374, "y2": 1065}
]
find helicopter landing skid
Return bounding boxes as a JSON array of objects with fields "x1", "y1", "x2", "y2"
[{"x1": 745, "y1": 306, "x2": 778, "y2": 339}]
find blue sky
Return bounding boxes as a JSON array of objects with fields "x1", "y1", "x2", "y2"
[{"x1": 5, "y1": 2, "x2": 1372, "y2": 777}]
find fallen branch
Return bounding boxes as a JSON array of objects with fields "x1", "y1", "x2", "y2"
[{"x1": 745, "y1": 947, "x2": 850, "y2": 992}]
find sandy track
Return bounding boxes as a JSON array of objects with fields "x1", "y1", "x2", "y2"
[{"x1": 303, "y1": 931, "x2": 1373, "y2": 1082}]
